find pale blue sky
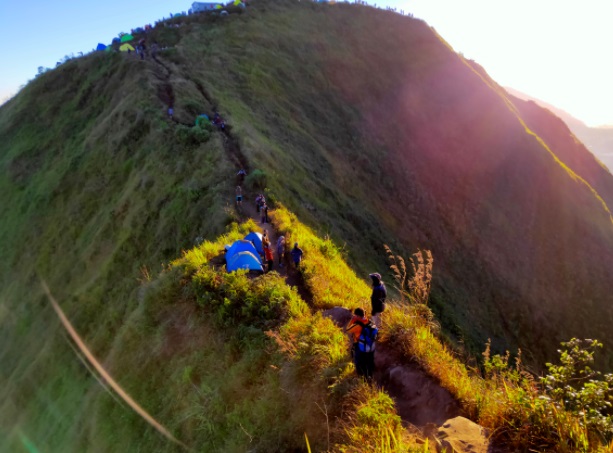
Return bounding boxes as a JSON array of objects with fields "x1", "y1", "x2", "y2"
[{"x1": 1, "y1": 0, "x2": 612, "y2": 126}]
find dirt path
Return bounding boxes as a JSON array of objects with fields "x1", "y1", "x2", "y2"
[
  {"x1": 223, "y1": 142, "x2": 463, "y2": 435},
  {"x1": 322, "y1": 307, "x2": 461, "y2": 430}
]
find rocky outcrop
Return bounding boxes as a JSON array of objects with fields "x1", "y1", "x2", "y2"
[{"x1": 436, "y1": 416, "x2": 490, "y2": 453}]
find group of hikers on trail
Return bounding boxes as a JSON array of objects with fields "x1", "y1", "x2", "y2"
[
  {"x1": 229, "y1": 166, "x2": 385, "y2": 381},
  {"x1": 259, "y1": 230, "x2": 303, "y2": 272}
]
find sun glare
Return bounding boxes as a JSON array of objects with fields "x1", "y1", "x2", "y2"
[{"x1": 398, "y1": 0, "x2": 613, "y2": 127}]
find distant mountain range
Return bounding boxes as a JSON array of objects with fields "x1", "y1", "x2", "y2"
[{"x1": 505, "y1": 87, "x2": 613, "y2": 171}]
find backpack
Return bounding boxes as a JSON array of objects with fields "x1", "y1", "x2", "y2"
[{"x1": 356, "y1": 321, "x2": 378, "y2": 353}]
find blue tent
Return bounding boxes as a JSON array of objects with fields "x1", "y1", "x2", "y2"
[
  {"x1": 96, "y1": 43, "x2": 107, "y2": 51},
  {"x1": 225, "y1": 240, "x2": 261, "y2": 264},
  {"x1": 227, "y1": 251, "x2": 264, "y2": 273},
  {"x1": 244, "y1": 232, "x2": 264, "y2": 254}
]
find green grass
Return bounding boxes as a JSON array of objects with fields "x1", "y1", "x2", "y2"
[{"x1": 2, "y1": 0, "x2": 613, "y2": 451}]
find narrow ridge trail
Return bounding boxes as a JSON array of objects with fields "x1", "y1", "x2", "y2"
[
  {"x1": 149, "y1": 47, "x2": 487, "y2": 450},
  {"x1": 235, "y1": 185, "x2": 462, "y2": 434}
]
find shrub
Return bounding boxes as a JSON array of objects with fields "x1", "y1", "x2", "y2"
[
  {"x1": 542, "y1": 338, "x2": 613, "y2": 439},
  {"x1": 174, "y1": 124, "x2": 211, "y2": 145},
  {"x1": 246, "y1": 169, "x2": 267, "y2": 190}
]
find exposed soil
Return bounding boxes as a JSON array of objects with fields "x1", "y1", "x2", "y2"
[{"x1": 323, "y1": 306, "x2": 461, "y2": 430}]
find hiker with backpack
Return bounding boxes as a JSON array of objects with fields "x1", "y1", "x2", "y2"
[
  {"x1": 346, "y1": 307, "x2": 377, "y2": 381},
  {"x1": 369, "y1": 273, "x2": 387, "y2": 328},
  {"x1": 290, "y1": 242, "x2": 303, "y2": 268}
]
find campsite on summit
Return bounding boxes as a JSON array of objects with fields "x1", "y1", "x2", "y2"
[{"x1": 2, "y1": 0, "x2": 613, "y2": 452}]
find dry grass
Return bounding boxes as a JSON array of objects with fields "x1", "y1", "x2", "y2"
[{"x1": 272, "y1": 205, "x2": 372, "y2": 309}]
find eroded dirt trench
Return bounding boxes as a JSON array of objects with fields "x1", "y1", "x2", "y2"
[{"x1": 322, "y1": 307, "x2": 461, "y2": 429}]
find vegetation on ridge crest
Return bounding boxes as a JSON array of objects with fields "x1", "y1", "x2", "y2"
[{"x1": 2, "y1": 0, "x2": 613, "y2": 450}]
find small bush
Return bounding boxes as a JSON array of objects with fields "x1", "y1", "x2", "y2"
[
  {"x1": 246, "y1": 169, "x2": 267, "y2": 190},
  {"x1": 174, "y1": 124, "x2": 211, "y2": 145}
]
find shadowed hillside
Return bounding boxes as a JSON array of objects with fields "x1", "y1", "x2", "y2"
[{"x1": 2, "y1": 0, "x2": 613, "y2": 450}]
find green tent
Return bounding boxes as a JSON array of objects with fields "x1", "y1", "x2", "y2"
[
  {"x1": 120, "y1": 34, "x2": 134, "y2": 43},
  {"x1": 119, "y1": 43, "x2": 135, "y2": 52}
]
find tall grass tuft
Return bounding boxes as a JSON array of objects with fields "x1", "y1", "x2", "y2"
[{"x1": 273, "y1": 205, "x2": 371, "y2": 309}]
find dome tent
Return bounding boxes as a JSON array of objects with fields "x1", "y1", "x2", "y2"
[
  {"x1": 225, "y1": 240, "x2": 261, "y2": 265},
  {"x1": 227, "y1": 251, "x2": 264, "y2": 273},
  {"x1": 244, "y1": 232, "x2": 264, "y2": 255}
]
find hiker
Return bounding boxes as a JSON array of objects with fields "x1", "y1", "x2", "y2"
[
  {"x1": 264, "y1": 243, "x2": 274, "y2": 272},
  {"x1": 346, "y1": 307, "x2": 377, "y2": 381},
  {"x1": 369, "y1": 273, "x2": 387, "y2": 328},
  {"x1": 213, "y1": 112, "x2": 225, "y2": 130},
  {"x1": 255, "y1": 194, "x2": 264, "y2": 213},
  {"x1": 262, "y1": 230, "x2": 271, "y2": 250},
  {"x1": 276, "y1": 236, "x2": 286, "y2": 267},
  {"x1": 235, "y1": 186, "x2": 242, "y2": 206},
  {"x1": 168, "y1": 107, "x2": 174, "y2": 120},
  {"x1": 236, "y1": 169, "x2": 247, "y2": 185},
  {"x1": 261, "y1": 202, "x2": 269, "y2": 223},
  {"x1": 151, "y1": 41, "x2": 159, "y2": 58},
  {"x1": 290, "y1": 242, "x2": 303, "y2": 268}
]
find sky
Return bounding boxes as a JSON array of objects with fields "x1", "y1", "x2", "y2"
[{"x1": 0, "y1": 0, "x2": 612, "y2": 126}]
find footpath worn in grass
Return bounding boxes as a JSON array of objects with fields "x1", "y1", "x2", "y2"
[{"x1": 2, "y1": 0, "x2": 613, "y2": 451}]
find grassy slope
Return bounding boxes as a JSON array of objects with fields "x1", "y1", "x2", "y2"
[
  {"x1": 2, "y1": 0, "x2": 613, "y2": 450},
  {"x1": 0, "y1": 51, "x2": 234, "y2": 450},
  {"x1": 162, "y1": 0, "x2": 613, "y2": 365}
]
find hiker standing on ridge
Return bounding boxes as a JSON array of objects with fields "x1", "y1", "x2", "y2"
[
  {"x1": 346, "y1": 307, "x2": 377, "y2": 381},
  {"x1": 235, "y1": 186, "x2": 242, "y2": 207},
  {"x1": 255, "y1": 194, "x2": 264, "y2": 213},
  {"x1": 369, "y1": 273, "x2": 387, "y2": 328},
  {"x1": 264, "y1": 243, "x2": 274, "y2": 272},
  {"x1": 262, "y1": 230, "x2": 271, "y2": 251},
  {"x1": 261, "y1": 202, "x2": 269, "y2": 224},
  {"x1": 236, "y1": 169, "x2": 247, "y2": 185},
  {"x1": 276, "y1": 236, "x2": 286, "y2": 268},
  {"x1": 290, "y1": 242, "x2": 303, "y2": 269}
]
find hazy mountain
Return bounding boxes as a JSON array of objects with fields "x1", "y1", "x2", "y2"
[{"x1": 506, "y1": 87, "x2": 613, "y2": 171}]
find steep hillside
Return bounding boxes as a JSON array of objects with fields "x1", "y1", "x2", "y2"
[
  {"x1": 144, "y1": 0, "x2": 613, "y2": 364},
  {"x1": 3, "y1": 0, "x2": 613, "y2": 450}
]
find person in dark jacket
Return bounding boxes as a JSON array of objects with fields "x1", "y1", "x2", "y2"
[
  {"x1": 290, "y1": 243, "x2": 303, "y2": 268},
  {"x1": 369, "y1": 273, "x2": 386, "y2": 327}
]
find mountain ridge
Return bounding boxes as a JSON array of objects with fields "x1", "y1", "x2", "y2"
[
  {"x1": 2, "y1": 0, "x2": 613, "y2": 450},
  {"x1": 505, "y1": 86, "x2": 613, "y2": 171}
]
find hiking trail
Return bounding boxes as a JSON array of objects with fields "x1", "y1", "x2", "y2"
[{"x1": 149, "y1": 43, "x2": 497, "y2": 452}]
